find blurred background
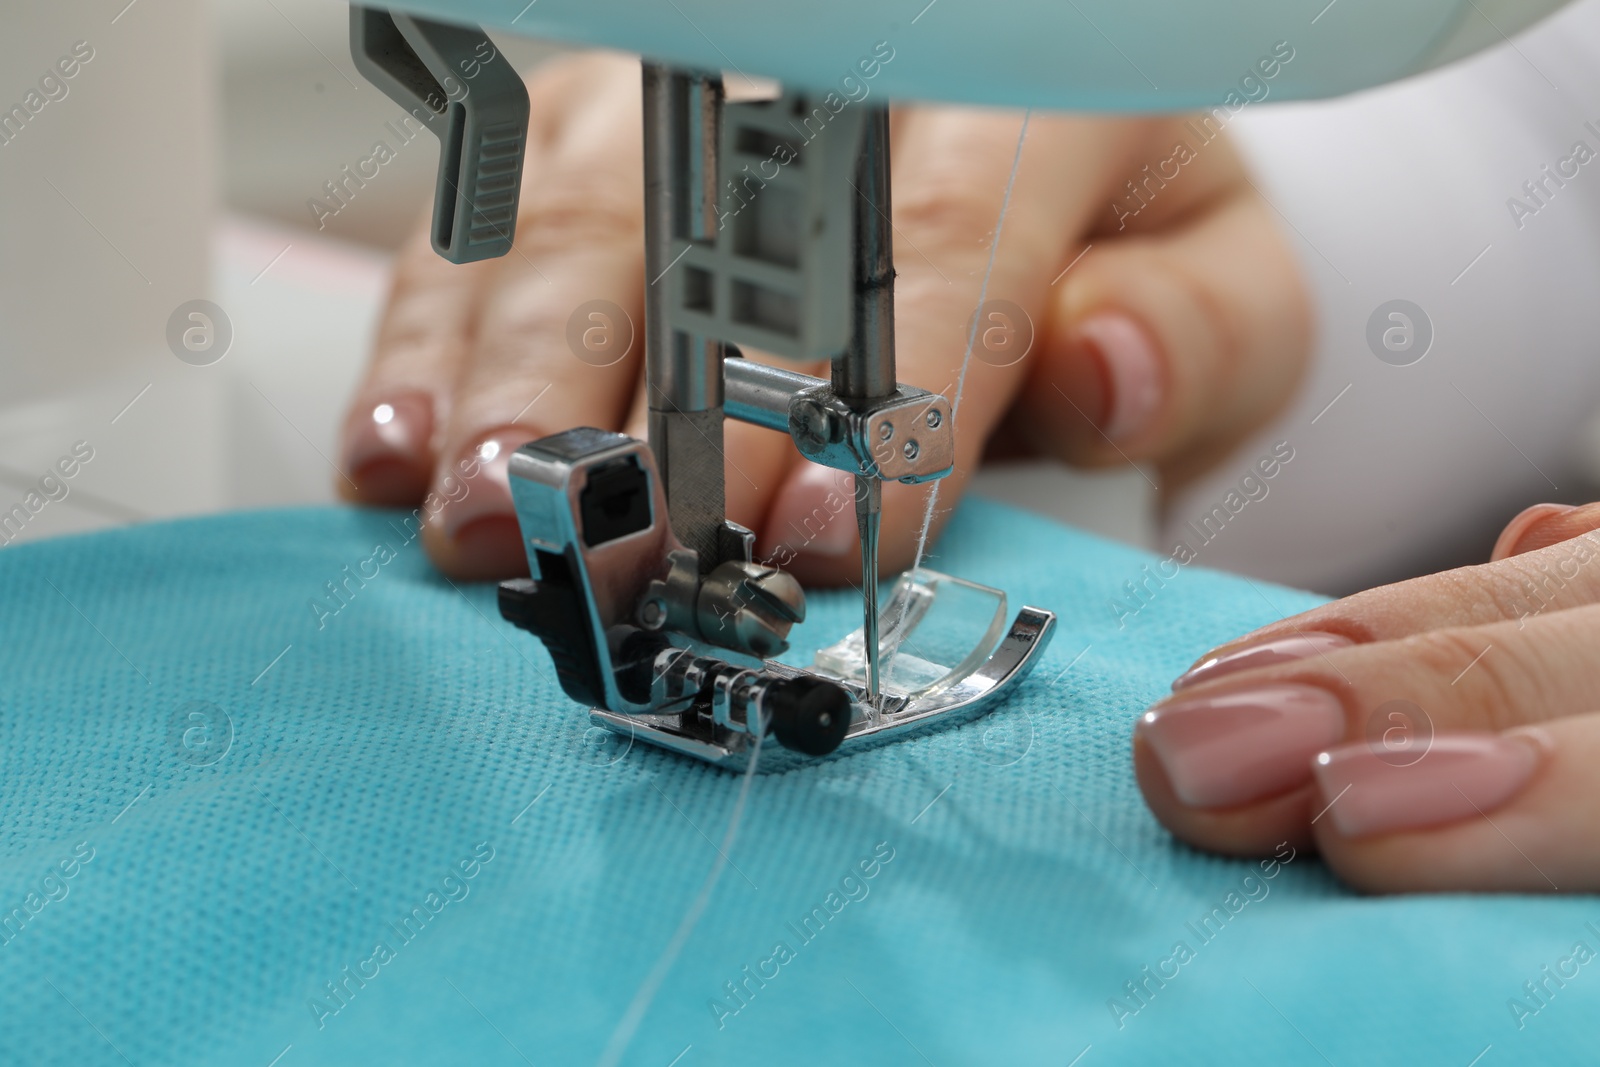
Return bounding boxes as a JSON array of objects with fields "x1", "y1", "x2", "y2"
[
  {"x1": 0, "y1": 0, "x2": 1152, "y2": 557},
  {"x1": 6, "y1": 0, "x2": 1600, "y2": 594}
]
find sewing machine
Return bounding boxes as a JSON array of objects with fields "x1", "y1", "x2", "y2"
[{"x1": 344, "y1": 0, "x2": 1572, "y2": 768}]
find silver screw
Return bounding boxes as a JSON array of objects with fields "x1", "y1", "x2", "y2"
[
  {"x1": 903, "y1": 440, "x2": 920, "y2": 461},
  {"x1": 926, "y1": 409, "x2": 942, "y2": 429},
  {"x1": 878, "y1": 420, "x2": 895, "y2": 441}
]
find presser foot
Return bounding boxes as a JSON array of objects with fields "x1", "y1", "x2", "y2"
[
  {"x1": 498, "y1": 429, "x2": 1055, "y2": 771},
  {"x1": 588, "y1": 570, "x2": 1057, "y2": 773}
]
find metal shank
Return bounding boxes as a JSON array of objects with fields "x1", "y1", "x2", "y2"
[{"x1": 642, "y1": 63, "x2": 727, "y2": 570}]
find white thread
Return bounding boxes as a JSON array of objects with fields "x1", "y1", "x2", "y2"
[
  {"x1": 596, "y1": 722, "x2": 765, "y2": 1067},
  {"x1": 913, "y1": 110, "x2": 1033, "y2": 570}
]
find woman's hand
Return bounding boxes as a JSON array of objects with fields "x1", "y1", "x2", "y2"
[
  {"x1": 1136, "y1": 501, "x2": 1600, "y2": 892},
  {"x1": 337, "y1": 52, "x2": 1310, "y2": 582}
]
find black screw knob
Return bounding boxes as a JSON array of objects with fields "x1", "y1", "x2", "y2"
[{"x1": 766, "y1": 677, "x2": 852, "y2": 756}]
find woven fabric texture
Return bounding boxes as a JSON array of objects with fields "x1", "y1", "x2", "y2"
[{"x1": 0, "y1": 501, "x2": 1593, "y2": 1066}]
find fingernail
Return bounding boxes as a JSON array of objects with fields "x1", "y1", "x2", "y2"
[
  {"x1": 1312, "y1": 730, "x2": 1549, "y2": 838},
  {"x1": 450, "y1": 514, "x2": 527, "y2": 578},
  {"x1": 437, "y1": 427, "x2": 537, "y2": 543},
  {"x1": 1491, "y1": 503, "x2": 1576, "y2": 561},
  {"x1": 1173, "y1": 631, "x2": 1355, "y2": 691},
  {"x1": 1071, "y1": 312, "x2": 1163, "y2": 442},
  {"x1": 343, "y1": 392, "x2": 434, "y2": 504},
  {"x1": 764, "y1": 462, "x2": 859, "y2": 558},
  {"x1": 1137, "y1": 684, "x2": 1345, "y2": 808}
]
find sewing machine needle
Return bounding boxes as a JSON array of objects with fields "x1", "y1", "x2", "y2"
[{"x1": 855, "y1": 473, "x2": 882, "y2": 713}]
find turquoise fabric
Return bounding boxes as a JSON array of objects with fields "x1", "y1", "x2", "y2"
[{"x1": 1, "y1": 501, "x2": 1593, "y2": 1066}]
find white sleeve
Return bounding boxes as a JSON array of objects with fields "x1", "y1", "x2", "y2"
[{"x1": 1163, "y1": 0, "x2": 1600, "y2": 594}]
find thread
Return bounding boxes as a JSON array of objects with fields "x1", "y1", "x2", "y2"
[
  {"x1": 913, "y1": 109, "x2": 1033, "y2": 570},
  {"x1": 596, "y1": 720, "x2": 765, "y2": 1067}
]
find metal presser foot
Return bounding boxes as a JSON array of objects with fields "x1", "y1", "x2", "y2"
[
  {"x1": 347, "y1": 13, "x2": 1054, "y2": 769},
  {"x1": 495, "y1": 428, "x2": 1056, "y2": 772}
]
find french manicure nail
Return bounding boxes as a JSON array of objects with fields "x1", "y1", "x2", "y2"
[
  {"x1": 343, "y1": 392, "x2": 435, "y2": 502},
  {"x1": 1173, "y1": 631, "x2": 1355, "y2": 690},
  {"x1": 438, "y1": 427, "x2": 537, "y2": 542},
  {"x1": 1072, "y1": 312, "x2": 1163, "y2": 442},
  {"x1": 1138, "y1": 684, "x2": 1345, "y2": 809},
  {"x1": 1311, "y1": 731, "x2": 1548, "y2": 838},
  {"x1": 1491, "y1": 503, "x2": 1576, "y2": 561},
  {"x1": 766, "y1": 462, "x2": 858, "y2": 558}
]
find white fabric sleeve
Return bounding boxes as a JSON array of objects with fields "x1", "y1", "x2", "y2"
[{"x1": 1163, "y1": 0, "x2": 1600, "y2": 594}]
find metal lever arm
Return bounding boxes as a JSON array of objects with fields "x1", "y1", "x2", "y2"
[{"x1": 349, "y1": 7, "x2": 529, "y2": 262}]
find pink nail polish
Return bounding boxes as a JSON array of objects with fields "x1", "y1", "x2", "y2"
[
  {"x1": 343, "y1": 392, "x2": 435, "y2": 501},
  {"x1": 764, "y1": 462, "x2": 858, "y2": 558},
  {"x1": 1491, "y1": 503, "x2": 1574, "y2": 561},
  {"x1": 438, "y1": 427, "x2": 537, "y2": 542},
  {"x1": 1311, "y1": 732, "x2": 1547, "y2": 838},
  {"x1": 1138, "y1": 684, "x2": 1345, "y2": 809},
  {"x1": 1073, "y1": 312, "x2": 1163, "y2": 442},
  {"x1": 1173, "y1": 631, "x2": 1355, "y2": 691}
]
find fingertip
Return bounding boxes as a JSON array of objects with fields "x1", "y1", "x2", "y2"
[
  {"x1": 340, "y1": 392, "x2": 436, "y2": 507},
  {"x1": 759, "y1": 464, "x2": 947, "y2": 587},
  {"x1": 1069, "y1": 310, "x2": 1165, "y2": 443},
  {"x1": 1131, "y1": 734, "x2": 1318, "y2": 859},
  {"x1": 1491, "y1": 503, "x2": 1575, "y2": 561},
  {"x1": 1308, "y1": 733, "x2": 1544, "y2": 841},
  {"x1": 1492, "y1": 501, "x2": 1600, "y2": 560},
  {"x1": 422, "y1": 426, "x2": 538, "y2": 582},
  {"x1": 1135, "y1": 684, "x2": 1343, "y2": 809},
  {"x1": 1028, "y1": 314, "x2": 1110, "y2": 461},
  {"x1": 342, "y1": 458, "x2": 433, "y2": 507},
  {"x1": 423, "y1": 514, "x2": 530, "y2": 582},
  {"x1": 1036, "y1": 193, "x2": 1312, "y2": 473},
  {"x1": 759, "y1": 462, "x2": 860, "y2": 584},
  {"x1": 1027, "y1": 304, "x2": 1172, "y2": 466},
  {"x1": 722, "y1": 409, "x2": 811, "y2": 537},
  {"x1": 1503, "y1": 723, "x2": 1559, "y2": 760},
  {"x1": 1308, "y1": 729, "x2": 1561, "y2": 894}
]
